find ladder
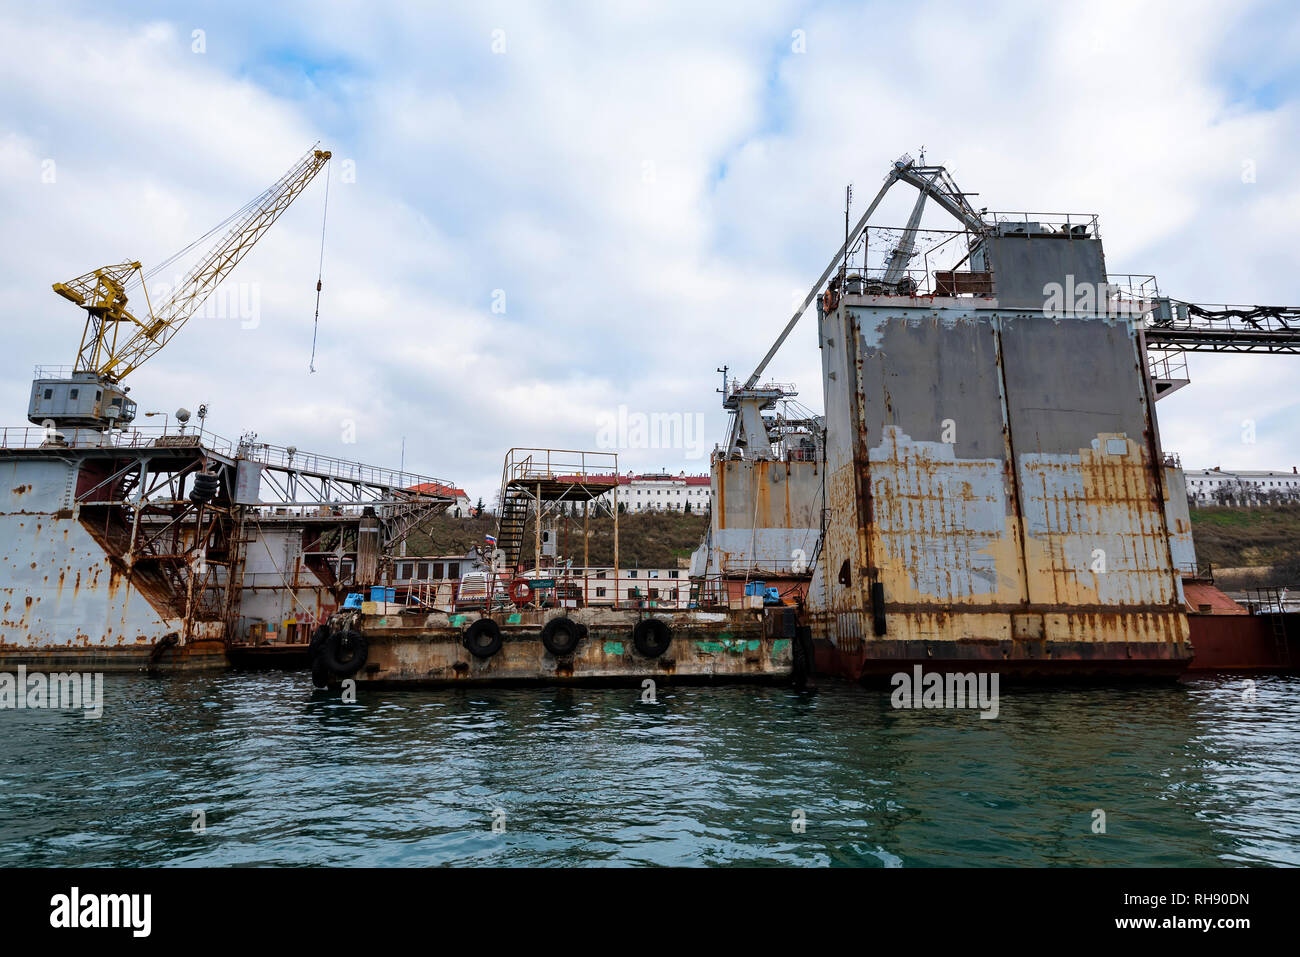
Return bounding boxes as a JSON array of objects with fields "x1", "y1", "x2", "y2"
[
  {"x1": 495, "y1": 492, "x2": 530, "y2": 573},
  {"x1": 1254, "y1": 587, "x2": 1291, "y2": 668}
]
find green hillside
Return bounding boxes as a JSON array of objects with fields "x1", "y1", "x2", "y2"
[
  {"x1": 400, "y1": 503, "x2": 1300, "y2": 586},
  {"x1": 1190, "y1": 505, "x2": 1300, "y2": 586}
]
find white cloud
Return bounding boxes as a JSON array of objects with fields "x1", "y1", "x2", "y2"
[{"x1": 1, "y1": 0, "x2": 1298, "y2": 503}]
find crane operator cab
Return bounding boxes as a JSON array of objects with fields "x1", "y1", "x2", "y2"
[{"x1": 28, "y1": 371, "x2": 135, "y2": 431}]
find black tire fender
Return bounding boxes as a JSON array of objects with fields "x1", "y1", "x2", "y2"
[
  {"x1": 308, "y1": 624, "x2": 330, "y2": 662},
  {"x1": 464, "y1": 618, "x2": 503, "y2": 658},
  {"x1": 322, "y1": 628, "x2": 368, "y2": 677},
  {"x1": 311, "y1": 655, "x2": 332, "y2": 688},
  {"x1": 541, "y1": 616, "x2": 581, "y2": 656},
  {"x1": 632, "y1": 618, "x2": 672, "y2": 658},
  {"x1": 792, "y1": 625, "x2": 816, "y2": 687}
]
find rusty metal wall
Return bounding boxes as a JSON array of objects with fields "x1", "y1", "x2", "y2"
[
  {"x1": 1163, "y1": 465, "x2": 1197, "y2": 575},
  {"x1": 982, "y1": 234, "x2": 1106, "y2": 308},
  {"x1": 237, "y1": 524, "x2": 336, "y2": 639},
  {"x1": 0, "y1": 458, "x2": 193, "y2": 648},
  {"x1": 812, "y1": 295, "x2": 1188, "y2": 659},
  {"x1": 708, "y1": 457, "x2": 822, "y2": 575}
]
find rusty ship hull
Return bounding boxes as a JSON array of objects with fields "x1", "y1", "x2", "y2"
[
  {"x1": 808, "y1": 286, "x2": 1190, "y2": 679},
  {"x1": 0, "y1": 445, "x2": 230, "y2": 670},
  {"x1": 0, "y1": 426, "x2": 456, "y2": 671}
]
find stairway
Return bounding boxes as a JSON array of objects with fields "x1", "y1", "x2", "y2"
[{"x1": 496, "y1": 492, "x2": 530, "y2": 573}]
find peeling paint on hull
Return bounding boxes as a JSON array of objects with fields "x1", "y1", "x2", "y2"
[
  {"x1": 810, "y1": 296, "x2": 1192, "y2": 678},
  {"x1": 0, "y1": 457, "x2": 227, "y2": 670}
]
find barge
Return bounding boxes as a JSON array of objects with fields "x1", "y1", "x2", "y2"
[
  {"x1": 312, "y1": 607, "x2": 804, "y2": 687},
  {"x1": 310, "y1": 447, "x2": 807, "y2": 687}
]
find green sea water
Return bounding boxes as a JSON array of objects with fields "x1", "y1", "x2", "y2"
[{"x1": 0, "y1": 672, "x2": 1296, "y2": 866}]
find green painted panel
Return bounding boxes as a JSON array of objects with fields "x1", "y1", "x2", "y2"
[{"x1": 603, "y1": 640, "x2": 625, "y2": 655}]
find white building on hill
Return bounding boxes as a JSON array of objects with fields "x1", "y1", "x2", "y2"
[
  {"x1": 592, "y1": 471, "x2": 711, "y2": 513},
  {"x1": 1184, "y1": 467, "x2": 1300, "y2": 506}
]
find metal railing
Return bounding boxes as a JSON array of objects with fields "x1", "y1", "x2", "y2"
[
  {"x1": 985, "y1": 211, "x2": 1100, "y2": 238},
  {"x1": 1148, "y1": 349, "x2": 1189, "y2": 382},
  {"x1": 3, "y1": 425, "x2": 460, "y2": 505},
  {"x1": 1144, "y1": 299, "x2": 1300, "y2": 333},
  {"x1": 1107, "y1": 274, "x2": 1161, "y2": 301},
  {"x1": 32, "y1": 364, "x2": 78, "y2": 378},
  {"x1": 502, "y1": 448, "x2": 620, "y2": 488},
  {"x1": 1174, "y1": 559, "x2": 1214, "y2": 581},
  {"x1": 0, "y1": 423, "x2": 234, "y2": 454},
  {"x1": 378, "y1": 566, "x2": 809, "y2": 614},
  {"x1": 726, "y1": 379, "x2": 796, "y2": 396},
  {"x1": 239, "y1": 440, "x2": 454, "y2": 495},
  {"x1": 1243, "y1": 586, "x2": 1296, "y2": 614}
]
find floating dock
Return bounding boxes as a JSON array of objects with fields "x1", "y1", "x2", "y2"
[
  {"x1": 0, "y1": 424, "x2": 455, "y2": 670},
  {"x1": 317, "y1": 607, "x2": 800, "y2": 687}
]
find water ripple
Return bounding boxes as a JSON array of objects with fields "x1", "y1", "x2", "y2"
[{"x1": 0, "y1": 672, "x2": 1297, "y2": 866}]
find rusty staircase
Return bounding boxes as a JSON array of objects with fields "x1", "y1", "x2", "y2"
[{"x1": 496, "y1": 492, "x2": 530, "y2": 573}]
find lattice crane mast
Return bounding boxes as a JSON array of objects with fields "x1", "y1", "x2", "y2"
[{"x1": 30, "y1": 145, "x2": 331, "y2": 430}]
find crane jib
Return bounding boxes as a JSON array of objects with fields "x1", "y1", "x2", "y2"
[{"x1": 31, "y1": 146, "x2": 331, "y2": 431}]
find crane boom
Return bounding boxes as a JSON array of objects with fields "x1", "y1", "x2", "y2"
[
  {"x1": 31, "y1": 146, "x2": 331, "y2": 431},
  {"x1": 742, "y1": 156, "x2": 986, "y2": 392},
  {"x1": 90, "y1": 147, "x2": 330, "y2": 381}
]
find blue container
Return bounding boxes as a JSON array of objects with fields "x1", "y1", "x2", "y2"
[
  {"x1": 744, "y1": 581, "x2": 767, "y2": 597},
  {"x1": 342, "y1": 592, "x2": 364, "y2": 609},
  {"x1": 370, "y1": 586, "x2": 396, "y2": 603}
]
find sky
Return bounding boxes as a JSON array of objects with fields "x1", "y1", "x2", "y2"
[{"x1": 1, "y1": 0, "x2": 1299, "y2": 503}]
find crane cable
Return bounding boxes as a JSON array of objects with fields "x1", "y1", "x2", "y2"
[{"x1": 309, "y1": 166, "x2": 331, "y2": 373}]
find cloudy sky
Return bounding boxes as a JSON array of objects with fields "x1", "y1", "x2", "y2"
[{"x1": 2, "y1": 0, "x2": 1298, "y2": 501}]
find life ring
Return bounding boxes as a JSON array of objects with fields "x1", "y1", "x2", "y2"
[
  {"x1": 322, "y1": 628, "x2": 368, "y2": 677},
  {"x1": 541, "y1": 616, "x2": 582, "y2": 656},
  {"x1": 464, "y1": 618, "x2": 503, "y2": 658},
  {"x1": 511, "y1": 580, "x2": 532, "y2": 604},
  {"x1": 632, "y1": 618, "x2": 672, "y2": 658}
]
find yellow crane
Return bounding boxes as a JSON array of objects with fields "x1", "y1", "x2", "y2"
[{"x1": 30, "y1": 145, "x2": 331, "y2": 430}]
